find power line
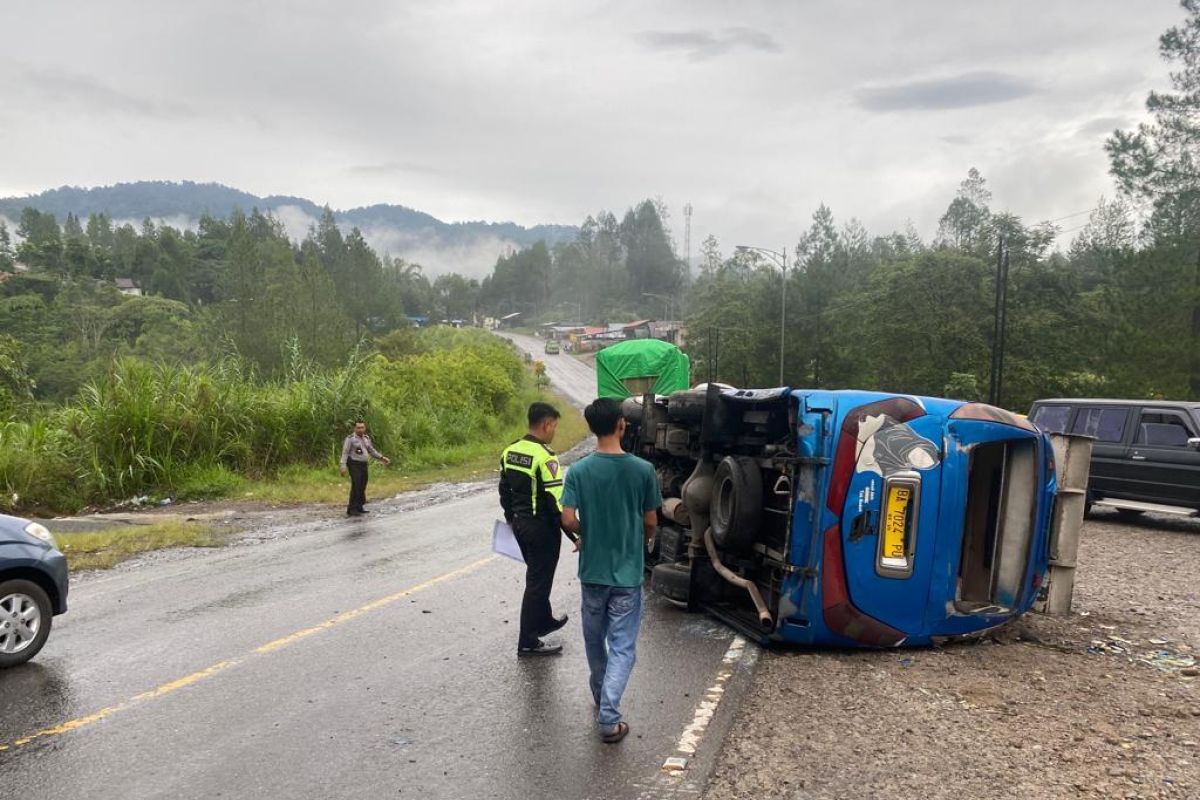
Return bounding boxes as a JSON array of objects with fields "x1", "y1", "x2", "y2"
[
  {"x1": 1042, "y1": 207, "x2": 1099, "y2": 225},
  {"x1": 1058, "y1": 222, "x2": 1092, "y2": 235}
]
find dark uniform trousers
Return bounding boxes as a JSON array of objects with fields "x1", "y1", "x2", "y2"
[
  {"x1": 512, "y1": 515, "x2": 562, "y2": 648},
  {"x1": 499, "y1": 435, "x2": 566, "y2": 648},
  {"x1": 347, "y1": 461, "x2": 369, "y2": 513}
]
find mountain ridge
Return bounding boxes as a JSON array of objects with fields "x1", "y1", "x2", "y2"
[{"x1": 0, "y1": 180, "x2": 577, "y2": 276}]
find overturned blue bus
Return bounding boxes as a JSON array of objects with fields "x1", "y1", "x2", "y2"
[{"x1": 625, "y1": 385, "x2": 1059, "y2": 648}]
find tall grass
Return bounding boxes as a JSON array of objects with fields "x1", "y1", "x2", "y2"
[{"x1": 0, "y1": 330, "x2": 530, "y2": 514}]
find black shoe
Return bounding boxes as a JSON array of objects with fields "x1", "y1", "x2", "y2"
[
  {"x1": 538, "y1": 614, "x2": 568, "y2": 636},
  {"x1": 347, "y1": 509, "x2": 363, "y2": 517},
  {"x1": 517, "y1": 640, "x2": 563, "y2": 657},
  {"x1": 357, "y1": 507, "x2": 370, "y2": 514}
]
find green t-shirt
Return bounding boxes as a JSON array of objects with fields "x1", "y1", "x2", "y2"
[{"x1": 561, "y1": 452, "x2": 662, "y2": 587}]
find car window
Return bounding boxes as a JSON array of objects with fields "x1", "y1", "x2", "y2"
[
  {"x1": 1031, "y1": 405, "x2": 1070, "y2": 433},
  {"x1": 1070, "y1": 407, "x2": 1128, "y2": 443},
  {"x1": 1134, "y1": 411, "x2": 1194, "y2": 447}
]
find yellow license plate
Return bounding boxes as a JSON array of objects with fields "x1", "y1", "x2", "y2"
[{"x1": 881, "y1": 484, "x2": 912, "y2": 567}]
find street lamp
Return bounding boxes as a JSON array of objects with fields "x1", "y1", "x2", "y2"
[
  {"x1": 735, "y1": 245, "x2": 788, "y2": 386},
  {"x1": 642, "y1": 292, "x2": 672, "y2": 321}
]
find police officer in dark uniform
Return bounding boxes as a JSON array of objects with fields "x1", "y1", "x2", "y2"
[{"x1": 499, "y1": 402, "x2": 579, "y2": 656}]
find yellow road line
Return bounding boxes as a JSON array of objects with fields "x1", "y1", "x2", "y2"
[{"x1": 0, "y1": 555, "x2": 498, "y2": 753}]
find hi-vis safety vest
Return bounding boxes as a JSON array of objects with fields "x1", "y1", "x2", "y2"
[{"x1": 499, "y1": 436, "x2": 564, "y2": 520}]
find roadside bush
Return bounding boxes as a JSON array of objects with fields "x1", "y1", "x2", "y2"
[
  {"x1": 0, "y1": 419, "x2": 80, "y2": 512},
  {"x1": 0, "y1": 329, "x2": 529, "y2": 514}
]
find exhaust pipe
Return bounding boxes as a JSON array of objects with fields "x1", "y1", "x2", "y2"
[{"x1": 703, "y1": 527, "x2": 774, "y2": 631}]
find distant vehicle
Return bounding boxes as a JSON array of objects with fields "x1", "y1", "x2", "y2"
[
  {"x1": 595, "y1": 339, "x2": 690, "y2": 399},
  {"x1": 543, "y1": 340, "x2": 561, "y2": 355},
  {"x1": 626, "y1": 385, "x2": 1065, "y2": 648},
  {"x1": 1029, "y1": 398, "x2": 1200, "y2": 517},
  {"x1": 0, "y1": 514, "x2": 68, "y2": 667}
]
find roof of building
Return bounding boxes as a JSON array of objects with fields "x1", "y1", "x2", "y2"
[{"x1": 115, "y1": 278, "x2": 139, "y2": 289}]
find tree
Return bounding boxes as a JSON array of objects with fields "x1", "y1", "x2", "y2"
[
  {"x1": 62, "y1": 212, "x2": 94, "y2": 279},
  {"x1": 0, "y1": 334, "x2": 35, "y2": 416},
  {"x1": 0, "y1": 221, "x2": 13, "y2": 269},
  {"x1": 85, "y1": 213, "x2": 115, "y2": 278},
  {"x1": 15, "y1": 208, "x2": 63, "y2": 271},
  {"x1": 698, "y1": 234, "x2": 723, "y2": 276},
  {"x1": 621, "y1": 200, "x2": 682, "y2": 310},
  {"x1": 342, "y1": 228, "x2": 385, "y2": 335},
  {"x1": 434, "y1": 273, "x2": 480, "y2": 321},
  {"x1": 1107, "y1": 0, "x2": 1200, "y2": 395},
  {"x1": 936, "y1": 168, "x2": 993, "y2": 252}
]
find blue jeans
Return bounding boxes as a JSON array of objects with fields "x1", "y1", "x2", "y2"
[{"x1": 581, "y1": 583, "x2": 643, "y2": 731}]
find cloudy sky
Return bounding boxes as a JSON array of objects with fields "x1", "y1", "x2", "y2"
[{"x1": 0, "y1": 0, "x2": 1184, "y2": 255}]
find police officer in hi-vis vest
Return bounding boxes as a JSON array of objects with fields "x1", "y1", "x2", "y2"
[{"x1": 499, "y1": 402, "x2": 580, "y2": 656}]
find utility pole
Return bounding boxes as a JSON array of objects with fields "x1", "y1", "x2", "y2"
[
  {"x1": 780, "y1": 245, "x2": 787, "y2": 386},
  {"x1": 988, "y1": 236, "x2": 1009, "y2": 407},
  {"x1": 683, "y1": 203, "x2": 693, "y2": 277},
  {"x1": 642, "y1": 292, "x2": 671, "y2": 322},
  {"x1": 735, "y1": 245, "x2": 788, "y2": 385}
]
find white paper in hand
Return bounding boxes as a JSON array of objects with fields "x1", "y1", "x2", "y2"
[{"x1": 492, "y1": 519, "x2": 525, "y2": 563}]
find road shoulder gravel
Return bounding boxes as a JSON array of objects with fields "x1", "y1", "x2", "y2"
[{"x1": 703, "y1": 511, "x2": 1200, "y2": 800}]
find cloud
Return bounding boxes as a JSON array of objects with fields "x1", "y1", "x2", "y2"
[
  {"x1": 636, "y1": 26, "x2": 781, "y2": 61},
  {"x1": 1075, "y1": 115, "x2": 1130, "y2": 140},
  {"x1": 347, "y1": 161, "x2": 446, "y2": 177},
  {"x1": 21, "y1": 68, "x2": 192, "y2": 118},
  {"x1": 112, "y1": 215, "x2": 198, "y2": 232},
  {"x1": 271, "y1": 204, "x2": 321, "y2": 241},
  {"x1": 368, "y1": 232, "x2": 517, "y2": 280},
  {"x1": 940, "y1": 135, "x2": 973, "y2": 146},
  {"x1": 0, "y1": 1, "x2": 1181, "y2": 254},
  {"x1": 855, "y1": 71, "x2": 1037, "y2": 112}
]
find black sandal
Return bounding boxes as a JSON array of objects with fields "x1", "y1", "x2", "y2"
[{"x1": 601, "y1": 721, "x2": 629, "y2": 744}]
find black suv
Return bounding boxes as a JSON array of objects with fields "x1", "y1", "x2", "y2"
[{"x1": 1028, "y1": 399, "x2": 1200, "y2": 517}]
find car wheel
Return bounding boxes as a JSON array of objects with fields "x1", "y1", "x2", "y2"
[
  {"x1": 0, "y1": 579, "x2": 53, "y2": 668},
  {"x1": 710, "y1": 456, "x2": 762, "y2": 554}
]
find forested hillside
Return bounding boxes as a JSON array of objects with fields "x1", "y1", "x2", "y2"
[
  {"x1": 0, "y1": 181, "x2": 577, "y2": 276},
  {"x1": 0, "y1": 207, "x2": 459, "y2": 401},
  {"x1": 0, "y1": 196, "x2": 675, "y2": 513},
  {"x1": 478, "y1": 199, "x2": 686, "y2": 322},
  {"x1": 685, "y1": 179, "x2": 1193, "y2": 411},
  {"x1": 470, "y1": 171, "x2": 1199, "y2": 412}
]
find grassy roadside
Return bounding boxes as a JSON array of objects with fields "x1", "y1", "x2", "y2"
[
  {"x1": 239, "y1": 389, "x2": 589, "y2": 504},
  {"x1": 45, "y1": 393, "x2": 587, "y2": 571},
  {"x1": 56, "y1": 520, "x2": 223, "y2": 571}
]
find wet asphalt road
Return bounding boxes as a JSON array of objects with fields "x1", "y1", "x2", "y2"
[
  {"x1": 0, "y1": 334, "x2": 754, "y2": 799},
  {"x1": 505, "y1": 335, "x2": 601, "y2": 409}
]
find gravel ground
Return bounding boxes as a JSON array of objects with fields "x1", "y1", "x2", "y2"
[{"x1": 704, "y1": 509, "x2": 1200, "y2": 800}]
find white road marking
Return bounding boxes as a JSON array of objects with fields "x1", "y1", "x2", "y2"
[{"x1": 665, "y1": 635, "x2": 748, "y2": 767}]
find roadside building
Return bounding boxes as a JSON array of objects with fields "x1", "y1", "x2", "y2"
[
  {"x1": 114, "y1": 278, "x2": 142, "y2": 296},
  {"x1": 651, "y1": 321, "x2": 688, "y2": 348},
  {"x1": 621, "y1": 319, "x2": 654, "y2": 340}
]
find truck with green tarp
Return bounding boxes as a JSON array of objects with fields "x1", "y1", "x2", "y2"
[{"x1": 595, "y1": 339, "x2": 691, "y2": 399}]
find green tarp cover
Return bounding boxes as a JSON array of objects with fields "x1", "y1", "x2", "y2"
[{"x1": 595, "y1": 339, "x2": 691, "y2": 399}]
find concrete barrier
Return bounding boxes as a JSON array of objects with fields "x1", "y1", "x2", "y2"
[{"x1": 1035, "y1": 433, "x2": 1093, "y2": 615}]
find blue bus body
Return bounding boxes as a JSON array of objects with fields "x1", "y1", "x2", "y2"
[{"x1": 632, "y1": 386, "x2": 1058, "y2": 648}]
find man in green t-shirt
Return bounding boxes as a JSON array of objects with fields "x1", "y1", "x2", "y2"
[{"x1": 561, "y1": 397, "x2": 662, "y2": 744}]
